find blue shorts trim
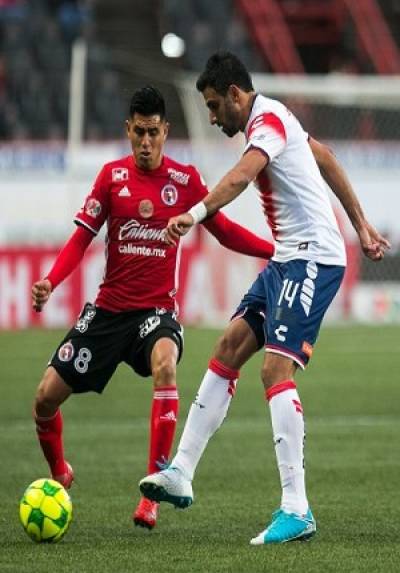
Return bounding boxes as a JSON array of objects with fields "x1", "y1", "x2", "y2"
[
  {"x1": 265, "y1": 344, "x2": 306, "y2": 370},
  {"x1": 233, "y1": 259, "x2": 345, "y2": 367}
]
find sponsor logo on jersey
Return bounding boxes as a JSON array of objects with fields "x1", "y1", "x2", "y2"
[
  {"x1": 139, "y1": 199, "x2": 154, "y2": 218},
  {"x1": 112, "y1": 167, "x2": 129, "y2": 182},
  {"x1": 118, "y1": 244, "x2": 166, "y2": 257},
  {"x1": 167, "y1": 167, "x2": 190, "y2": 186},
  {"x1": 161, "y1": 184, "x2": 178, "y2": 206},
  {"x1": 118, "y1": 185, "x2": 131, "y2": 197},
  {"x1": 85, "y1": 198, "x2": 102, "y2": 218},
  {"x1": 119, "y1": 219, "x2": 165, "y2": 242},
  {"x1": 58, "y1": 341, "x2": 74, "y2": 362}
]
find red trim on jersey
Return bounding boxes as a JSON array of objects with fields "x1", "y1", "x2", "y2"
[
  {"x1": 265, "y1": 380, "x2": 296, "y2": 402},
  {"x1": 247, "y1": 113, "x2": 287, "y2": 141},
  {"x1": 204, "y1": 212, "x2": 274, "y2": 259},
  {"x1": 256, "y1": 170, "x2": 278, "y2": 239},
  {"x1": 209, "y1": 358, "x2": 239, "y2": 381},
  {"x1": 46, "y1": 226, "x2": 94, "y2": 290}
]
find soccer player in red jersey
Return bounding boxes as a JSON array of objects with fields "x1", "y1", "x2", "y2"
[{"x1": 31, "y1": 86, "x2": 275, "y2": 530}]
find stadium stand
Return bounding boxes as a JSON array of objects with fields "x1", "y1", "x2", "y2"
[{"x1": 1, "y1": 0, "x2": 400, "y2": 140}]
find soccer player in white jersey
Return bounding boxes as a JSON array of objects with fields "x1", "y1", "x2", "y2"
[{"x1": 139, "y1": 52, "x2": 390, "y2": 544}]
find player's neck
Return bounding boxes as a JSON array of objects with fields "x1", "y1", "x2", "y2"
[
  {"x1": 239, "y1": 91, "x2": 257, "y2": 132},
  {"x1": 133, "y1": 155, "x2": 164, "y2": 172}
]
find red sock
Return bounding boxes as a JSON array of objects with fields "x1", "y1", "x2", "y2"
[
  {"x1": 34, "y1": 409, "x2": 66, "y2": 477},
  {"x1": 148, "y1": 385, "x2": 179, "y2": 474}
]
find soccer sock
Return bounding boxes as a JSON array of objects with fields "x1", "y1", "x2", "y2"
[
  {"x1": 148, "y1": 385, "x2": 179, "y2": 474},
  {"x1": 266, "y1": 380, "x2": 308, "y2": 516},
  {"x1": 34, "y1": 409, "x2": 67, "y2": 477},
  {"x1": 172, "y1": 358, "x2": 239, "y2": 481}
]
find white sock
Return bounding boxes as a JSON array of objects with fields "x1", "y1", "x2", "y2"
[
  {"x1": 172, "y1": 358, "x2": 239, "y2": 481},
  {"x1": 267, "y1": 380, "x2": 308, "y2": 516}
]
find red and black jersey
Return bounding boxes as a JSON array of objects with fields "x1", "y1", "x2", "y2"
[{"x1": 75, "y1": 155, "x2": 211, "y2": 313}]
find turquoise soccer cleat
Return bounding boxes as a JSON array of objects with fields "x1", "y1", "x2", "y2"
[{"x1": 250, "y1": 508, "x2": 316, "y2": 545}]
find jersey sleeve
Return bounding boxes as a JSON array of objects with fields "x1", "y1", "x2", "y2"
[
  {"x1": 244, "y1": 112, "x2": 287, "y2": 162},
  {"x1": 203, "y1": 212, "x2": 275, "y2": 259},
  {"x1": 74, "y1": 166, "x2": 110, "y2": 234},
  {"x1": 46, "y1": 225, "x2": 94, "y2": 290}
]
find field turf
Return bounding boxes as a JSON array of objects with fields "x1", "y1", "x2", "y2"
[{"x1": 0, "y1": 325, "x2": 399, "y2": 572}]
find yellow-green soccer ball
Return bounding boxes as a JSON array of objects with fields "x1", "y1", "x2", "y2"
[{"x1": 19, "y1": 478, "x2": 72, "y2": 543}]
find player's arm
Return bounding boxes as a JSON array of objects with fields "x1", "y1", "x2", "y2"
[
  {"x1": 31, "y1": 225, "x2": 95, "y2": 312},
  {"x1": 166, "y1": 149, "x2": 267, "y2": 245},
  {"x1": 203, "y1": 211, "x2": 274, "y2": 259},
  {"x1": 309, "y1": 136, "x2": 390, "y2": 260}
]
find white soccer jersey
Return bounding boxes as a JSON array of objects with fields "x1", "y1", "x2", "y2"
[{"x1": 244, "y1": 94, "x2": 346, "y2": 266}]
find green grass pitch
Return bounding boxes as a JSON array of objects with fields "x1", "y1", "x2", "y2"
[{"x1": 0, "y1": 325, "x2": 399, "y2": 572}]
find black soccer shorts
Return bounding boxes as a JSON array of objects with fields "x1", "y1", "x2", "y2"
[{"x1": 49, "y1": 303, "x2": 184, "y2": 394}]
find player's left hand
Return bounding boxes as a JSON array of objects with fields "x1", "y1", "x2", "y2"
[
  {"x1": 165, "y1": 213, "x2": 195, "y2": 246},
  {"x1": 359, "y1": 222, "x2": 391, "y2": 261}
]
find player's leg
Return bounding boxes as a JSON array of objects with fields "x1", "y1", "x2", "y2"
[
  {"x1": 34, "y1": 303, "x2": 124, "y2": 490},
  {"x1": 147, "y1": 337, "x2": 180, "y2": 474},
  {"x1": 251, "y1": 260, "x2": 344, "y2": 544},
  {"x1": 132, "y1": 312, "x2": 183, "y2": 528},
  {"x1": 133, "y1": 338, "x2": 180, "y2": 528},
  {"x1": 250, "y1": 352, "x2": 316, "y2": 545},
  {"x1": 33, "y1": 366, "x2": 74, "y2": 488},
  {"x1": 139, "y1": 316, "x2": 262, "y2": 507},
  {"x1": 169, "y1": 317, "x2": 259, "y2": 478}
]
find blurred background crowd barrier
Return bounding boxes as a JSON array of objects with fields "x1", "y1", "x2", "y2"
[{"x1": 1, "y1": 0, "x2": 399, "y2": 328}]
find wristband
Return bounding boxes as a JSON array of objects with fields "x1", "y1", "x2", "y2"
[{"x1": 188, "y1": 201, "x2": 208, "y2": 224}]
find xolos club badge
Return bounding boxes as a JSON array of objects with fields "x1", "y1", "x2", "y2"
[
  {"x1": 58, "y1": 341, "x2": 75, "y2": 362},
  {"x1": 161, "y1": 184, "x2": 178, "y2": 206}
]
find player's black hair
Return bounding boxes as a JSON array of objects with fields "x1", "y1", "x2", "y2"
[
  {"x1": 129, "y1": 86, "x2": 166, "y2": 119},
  {"x1": 196, "y1": 51, "x2": 254, "y2": 95}
]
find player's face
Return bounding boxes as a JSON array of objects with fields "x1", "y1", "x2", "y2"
[
  {"x1": 202, "y1": 86, "x2": 241, "y2": 138},
  {"x1": 126, "y1": 114, "x2": 169, "y2": 170}
]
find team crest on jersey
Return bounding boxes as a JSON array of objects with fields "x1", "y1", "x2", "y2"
[
  {"x1": 161, "y1": 184, "x2": 178, "y2": 206},
  {"x1": 139, "y1": 199, "x2": 154, "y2": 218},
  {"x1": 58, "y1": 341, "x2": 74, "y2": 362},
  {"x1": 85, "y1": 198, "x2": 102, "y2": 218},
  {"x1": 112, "y1": 167, "x2": 129, "y2": 182}
]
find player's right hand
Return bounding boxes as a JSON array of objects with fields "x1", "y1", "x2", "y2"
[
  {"x1": 165, "y1": 213, "x2": 195, "y2": 246},
  {"x1": 31, "y1": 279, "x2": 52, "y2": 312}
]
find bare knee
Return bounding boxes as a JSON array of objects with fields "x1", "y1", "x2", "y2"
[
  {"x1": 151, "y1": 338, "x2": 178, "y2": 388},
  {"x1": 34, "y1": 367, "x2": 71, "y2": 418},
  {"x1": 214, "y1": 332, "x2": 235, "y2": 364},
  {"x1": 152, "y1": 356, "x2": 176, "y2": 387},
  {"x1": 261, "y1": 354, "x2": 297, "y2": 389},
  {"x1": 214, "y1": 319, "x2": 259, "y2": 370}
]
